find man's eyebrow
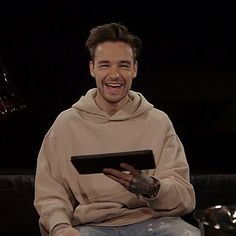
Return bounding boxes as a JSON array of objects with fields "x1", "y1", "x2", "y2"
[
  {"x1": 97, "y1": 60, "x2": 110, "y2": 64},
  {"x1": 119, "y1": 60, "x2": 131, "y2": 64}
]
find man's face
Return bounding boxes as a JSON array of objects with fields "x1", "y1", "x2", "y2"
[{"x1": 89, "y1": 41, "x2": 137, "y2": 105}]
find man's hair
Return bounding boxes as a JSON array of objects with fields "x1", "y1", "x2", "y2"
[{"x1": 85, "y1": 22, "x2": 142, "y2": 61}]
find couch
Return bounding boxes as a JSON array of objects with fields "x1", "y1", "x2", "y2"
[{"x1": 1, "y1": 168, "x2": 236, "y2": 236}]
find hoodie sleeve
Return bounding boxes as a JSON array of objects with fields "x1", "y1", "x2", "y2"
[
  {"x1": 144, "y1": 118, "x2": 196, "y2": 216},
  {"x1": 34, "y1": 132, "x2": 74, "y2": 235}
]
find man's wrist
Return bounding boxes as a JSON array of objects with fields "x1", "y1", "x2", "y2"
[{"x1": 142, "y1": 177, "x2": 160, "y2": 198}]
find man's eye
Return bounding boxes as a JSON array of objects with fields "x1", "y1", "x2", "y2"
[
  {"x1": 99, "y1": 64, "x2": 109, "y2": 68},
  {"x1": 120, "y1": 64, "x2": 130, "y2": 68}
]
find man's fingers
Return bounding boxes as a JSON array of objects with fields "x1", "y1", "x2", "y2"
[
  {"x1": 103, "y1": 164, "x2": 141, "y2": 189},
  {"x1": 120, "y1": 163, "x2": 141, "y2": 176},
  {"x1": 104, "y1": 173, "x2": 130, "y2": 188},
  {"x1": 103, "y1": 168, "x2": 132, "y2": 181}
]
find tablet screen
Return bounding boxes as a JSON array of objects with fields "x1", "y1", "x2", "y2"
[{"x1": 71, "y1": 149, "x2": 156, "y2": 174}]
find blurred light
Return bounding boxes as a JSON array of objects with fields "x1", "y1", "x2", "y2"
[{"x1": 0, "y1": 57, "x2": 26, "y2": 116}]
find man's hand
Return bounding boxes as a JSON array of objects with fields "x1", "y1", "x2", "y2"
[
  {"x1": 51, "y1": 224, "x2": 81, "y2": 236},
  {"x1": 103, "y1": 163, "x2": 154, "y2": 195}
]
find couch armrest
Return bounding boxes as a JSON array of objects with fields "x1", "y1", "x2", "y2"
[
  {"x1": 183, "y1": 173, "x2": 236, "y2": 226},
  {"x1": 191, "y1": 173, "x2": 236, "y2": 208}
]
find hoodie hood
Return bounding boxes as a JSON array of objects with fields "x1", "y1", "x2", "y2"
[{"x1": 72, "y1": 88, "x2": 153, "y2": 122}]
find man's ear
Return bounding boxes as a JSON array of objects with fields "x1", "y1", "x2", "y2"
[
  {"x1": 133, "y1": 60, "x2": 138, "y2": 78},
  {"x1": 89, "y1": 61, "x2": 95, "y2": 77}
]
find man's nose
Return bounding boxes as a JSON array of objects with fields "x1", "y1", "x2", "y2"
[{"x1": 110, "y1": 71, "x2": 120, "y2": 79}]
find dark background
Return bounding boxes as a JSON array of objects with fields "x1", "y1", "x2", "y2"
[{"x1": 0, "y1": 1, "x2": 235, "y2": 173}]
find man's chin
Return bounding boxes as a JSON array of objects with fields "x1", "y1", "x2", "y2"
[{"x1": 104, "y1": 95, "x2": 126, "y2": 104}]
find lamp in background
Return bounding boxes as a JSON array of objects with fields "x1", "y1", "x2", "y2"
[{"x1": 0, "y1": 57, "x2": 26, "y2": 116}]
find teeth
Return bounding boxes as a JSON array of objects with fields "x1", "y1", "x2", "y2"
[{"x1": 106, "y1": 83, "x2": 122, "y2": 87}]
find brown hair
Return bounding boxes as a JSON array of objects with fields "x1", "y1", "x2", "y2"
[{"x1": 85, "y1": 22, "x2": 142, "y2": 61}]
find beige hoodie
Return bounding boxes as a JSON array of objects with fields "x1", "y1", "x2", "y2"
[{"x1": 34, "y1": 89, "x2": 195, "y2": 235}]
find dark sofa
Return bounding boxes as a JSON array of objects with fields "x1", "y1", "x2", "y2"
[{"x1": 1, "y1": 169, "x2": 236, "y2": 236}]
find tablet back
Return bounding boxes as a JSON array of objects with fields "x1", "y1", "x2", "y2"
[{"x1": 71, "y1": 149, "x2": 156, "y2": 174}]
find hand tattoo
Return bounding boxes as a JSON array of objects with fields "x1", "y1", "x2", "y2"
[{"x1": 128, "y1": 175, "x2": 154, "y2": 195}]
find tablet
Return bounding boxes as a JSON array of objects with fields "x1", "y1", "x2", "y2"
[{"x1": 71, "y1": 149, "x2": 156, "y2": 174}]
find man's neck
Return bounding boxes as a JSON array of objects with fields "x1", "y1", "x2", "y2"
[{"x1": 94, "y1": 94, "x2": 131, "y2": 116}]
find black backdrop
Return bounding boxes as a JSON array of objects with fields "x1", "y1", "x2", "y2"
[{"x1": 0, "y1": 1, "x2": 235, "y2": 173}]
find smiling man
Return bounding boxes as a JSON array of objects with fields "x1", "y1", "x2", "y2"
[{"x1": 34, "y1": 23, "x2": 200, "y2": 236}]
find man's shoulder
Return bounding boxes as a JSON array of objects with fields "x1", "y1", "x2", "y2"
[
  {"x1": 147, "y1": 108, "x2": 175, "y2": 133},
  {"x1": 148, "y1": 107, "x2": 170, "y2": 121},
  {"x1": 47, "y1": 107, "x2": 80, "y2": 136},
  {"x1": 53, "y1": 107, "x2": 80, "y2": 125}
]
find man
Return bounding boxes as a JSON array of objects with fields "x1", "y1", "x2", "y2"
[{"x1": 34, "y1": 22, "x2": 200, "y2": 236}]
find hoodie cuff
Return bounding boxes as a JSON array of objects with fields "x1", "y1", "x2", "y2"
[{"x1": 48, "y1": 210, "x2": 71, "y2": 233}]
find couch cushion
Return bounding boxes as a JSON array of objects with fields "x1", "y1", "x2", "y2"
[
  {"x1": 0, "y1": 169, "x2": 40, "y2": 235},
  {"x1": 1, "y1": 169, "x2": 236, "y2": 235}
]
